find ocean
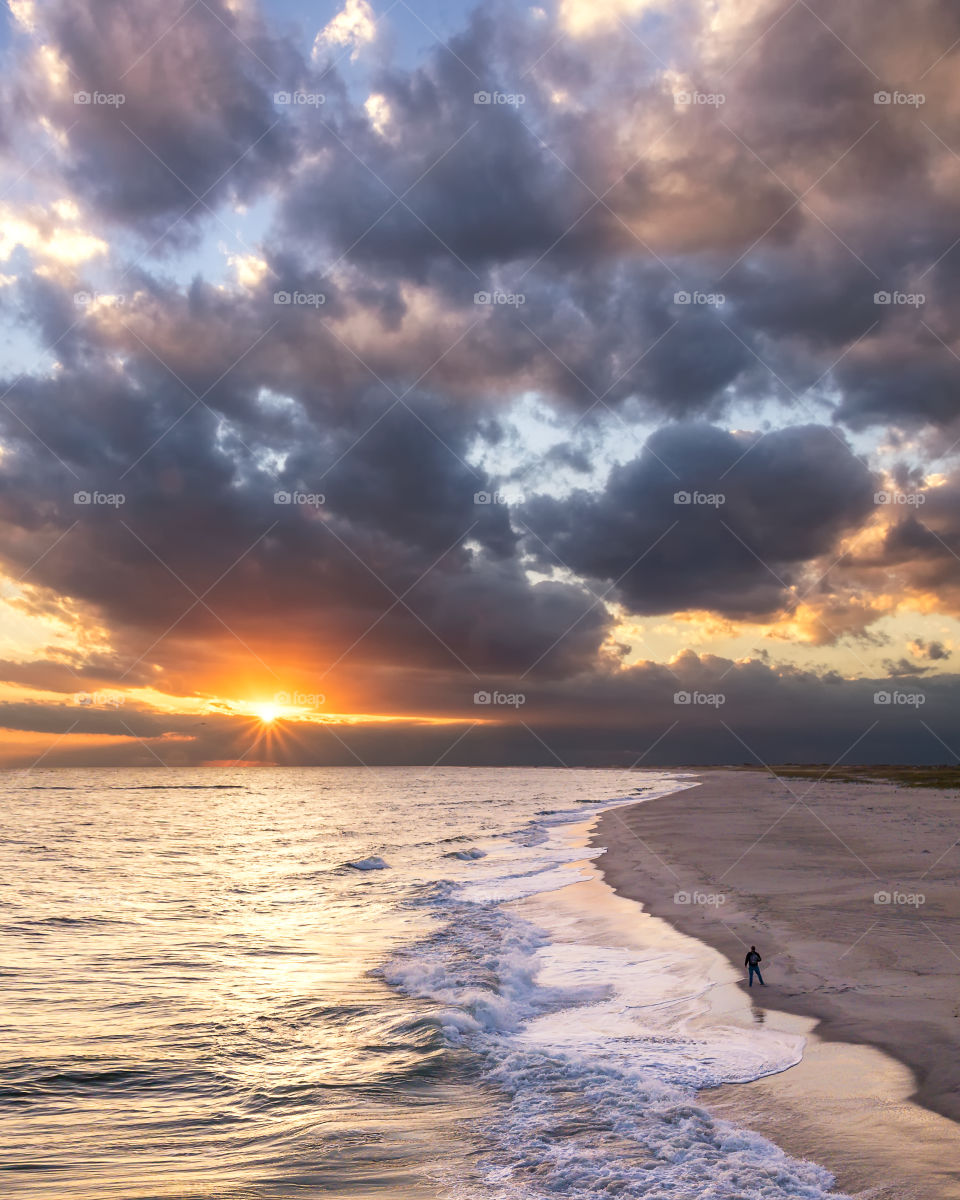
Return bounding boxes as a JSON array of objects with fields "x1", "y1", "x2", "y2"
[{"x1": 0, "y1": 766, "x2": 847, "y2": 1198}]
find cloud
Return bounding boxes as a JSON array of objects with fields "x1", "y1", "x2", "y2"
[
  {"x1": 314, "y1": 0, "x2": 377, "y2": 61},
  {"x1": 11, "y1": 0, "x2": 297, "y2": 230},
  {"x1": 1, "y1": 0, "x2": 960, "y2": 762},
  {"x1": 0, "y1": 650, "x2": 957, "y2": 766},
  {"x1": 882, "y1": 656, "x2": 932, "y2": 677},
  {"x1": 911, "y1": 637, "x2": 951, "y2": 660},
  {"x1": 0, "y1": 203, "x2": 107, "y2": 267},
  {"x1": 521, "y1": 423, "x2": 876, "y2": 620}
]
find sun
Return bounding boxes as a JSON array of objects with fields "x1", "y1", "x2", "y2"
[{"x1": 254, "y1": 703, "x2": 279, "y2": 724}]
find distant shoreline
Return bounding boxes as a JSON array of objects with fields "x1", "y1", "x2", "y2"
[
  {"x1": 724, "y1": 763, "x2": 960, "y2": 788},
  {"x1": 592, "y1": 767, "x2": 960, "y2": 1125}
]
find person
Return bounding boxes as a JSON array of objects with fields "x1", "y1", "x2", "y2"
[{"x1": 745, "y1": 945, "x2": 764, "y2": 987}]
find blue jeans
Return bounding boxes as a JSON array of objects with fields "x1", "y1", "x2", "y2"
[{"x1": 748, "y1": 965, "x2": 764, "y2": 986}]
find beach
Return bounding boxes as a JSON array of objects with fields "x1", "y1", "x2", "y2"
[{"x1": 593, "y1": 767, "x2": 960, "y2": 1198}]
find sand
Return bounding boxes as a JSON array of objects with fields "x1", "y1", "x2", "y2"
[{"x1": 592, "y1": 768, "x2": 960, "y2": 1195}]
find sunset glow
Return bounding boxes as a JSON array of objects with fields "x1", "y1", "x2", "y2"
[{"x1": 0, "y1": 0, "x2": 955, "y2": 770}]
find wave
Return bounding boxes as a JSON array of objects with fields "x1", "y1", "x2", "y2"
[
  {"x1": 345, "y1": 856, "x2": 390, "y2": 871},
  {"x1": 108, "y1": 785, "x2": 246, "y2": 791},
  {"x1": 385, "y1": 897, "x2": 841, "y2": 1199},
  {"x1": 0, "y1": 1063, "x2": 224, "y2": 1100},
  {"x1": 472, "y1": 1044, "x2": 841, "y2": 1200},
  {"x1": 380, "y1": 779, "x2": 848, "y2": 1200},
  {"x1": 16, "y1": 915, "x2": 126, "y2": 928},
  {"x1": 19, "y1": 784, "x2": 246, "y2": 791}
]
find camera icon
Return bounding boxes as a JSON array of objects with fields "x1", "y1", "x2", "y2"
[
  {"x1": 874, "y1": 91, "x2": 891, "y2": 105},
  {"x1": 274, "y1": 91, "x2": 292, "y2": 105},
  {"x1": 274, "y1": 491, "x2": 292, "y2": 504},
  {"x1": 874, "y1": 690, "x2": 891, "y2": 704},
  {"x1": 674, "y1": 290, "x2": 691, "y2": 304},
  {"x1": 674, "y1": 891, "x2": 691, "y2": 904},
  {"x1": 474, "y1": 491, "x2": 492, "y2": 504},
  {"x1": 874, "y1": 291, "x2": 891, "y2": 304},
  {"x1": 673, "y1": 491, "x2": 691, "y2": 504},
  {"x1": 74, "y1": 491, "x2": 91, "y2": 504},
  {"x1": 474, "y1": 91, "x2": 491, "y2": 104},
  {"x1": 674, "y1": 91, "x2": 692, "y2": 105},
  {"x1": 273, "y1": 691, "x2": 291, "y2": 705},
  {"x1": 474, "y1": 291, "x2": 492, "y2": 305},
  {"x1": 874, "y1": 491, "x2": 890, "y2": 504},
  {"x1": 473, "y1": 690, "x2": 491, "y2": 704},
  {"x1": 273, "y1": 291, "x2": 291, "y2": 304},
  {"x1": 75, "y1": 692, "x2": 93, "y2": 706},
  {"x1": 74, "y1": 91, "x2": 91, "y2": 104},
  {"x1": 673, "y1": 691, "x2": 691, "y2": 704},
  {"x1": 74, "y1": 292, "x2": 92, "y2": 307},
  {"x1": 874, "y1": 890, "x2": 892, "y2": 904}
]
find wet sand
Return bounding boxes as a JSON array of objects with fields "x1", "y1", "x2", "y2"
[{"x1": 592, "y1": 768, "x2": 960, "y2": 1197}]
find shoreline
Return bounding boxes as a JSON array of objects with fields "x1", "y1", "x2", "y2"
[{"x1": 591, "y1": 768, "x2": 960, "y2": 1196}]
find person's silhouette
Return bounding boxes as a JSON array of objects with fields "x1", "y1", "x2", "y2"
[{"x1": 744, "y1": 945, "x2": 765, "y2": 987}]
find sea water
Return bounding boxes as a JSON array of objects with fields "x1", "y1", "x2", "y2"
[{"x1": 0, "y1": 767, "x2": 847, "y2": 1198}]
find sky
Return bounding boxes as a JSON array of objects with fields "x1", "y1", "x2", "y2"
[{"x1": 1, "y1": 0, "x2": 959, "y2": 767}]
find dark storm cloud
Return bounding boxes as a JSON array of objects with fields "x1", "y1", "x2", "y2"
[
  {"x1": 859, "y1": 472, "x2": 960, "y2": 613},
  {"x1": 521, "y1": 423, "x2": 875, "y2": 619},
  {"x1": 0, "y1": 315, "x2": 609, "y2": 690},
  {"x1": 280, "y1": 8, "x2": 584, "y2": 276},
  {"x1": 252, "y1": 0, "x2": 960, "y2": 428},
  {"x1": 833, "y1": 325, "x2": 960, "y2": 431},
  {"x1": 14, "y1": 0, "x2": 298, "y2": 228},
  {"x1": 13, "y1": 0, "x2": 960, "y2": 427}
]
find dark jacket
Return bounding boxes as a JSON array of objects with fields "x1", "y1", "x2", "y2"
[{"x1": 745, "y1": 950, "x2": 762, "y2": 967}]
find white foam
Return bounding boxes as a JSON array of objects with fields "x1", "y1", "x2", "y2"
[
  {"x1": 346, "y1": 855, "x2": 390, "y2": 870},
  {"x1": 457, "y1": 861, "x2": 595, "y2": 903},
  {"x1": 521, "y1": 942, "x2": 805, "y2": 1089},
  {"x1": 384, "y1": 773, "x2": 848, "y2": 1200}
]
